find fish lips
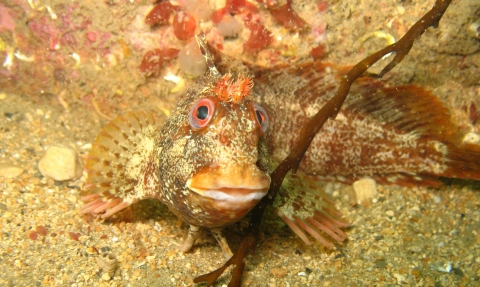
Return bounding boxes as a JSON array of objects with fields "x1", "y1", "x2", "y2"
[
  {"x1": 187, "y1": 185, "x2": 269, "y2": 211},
  {"x1": 186, "y1": 165, "x2": 271, "y2": 211}
]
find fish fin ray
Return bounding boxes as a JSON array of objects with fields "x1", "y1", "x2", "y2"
[
  {"x1": 82, "y1": 112, "x2": 162, "y2": 218},
  {"x1": 273, "y1": 172, "x2": 349, "y2": 247}
]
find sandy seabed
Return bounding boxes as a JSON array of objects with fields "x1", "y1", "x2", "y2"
[{"x1": 1, "y1": 0, "x2": 479, "y2": 286}]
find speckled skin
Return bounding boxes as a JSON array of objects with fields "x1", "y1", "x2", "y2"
[
  {"x1": 157, "y1": 74, "x2": 270, "y2": 228},
  {"x1": 250, "y1": 61, "x2": 480, "y2": 186}
]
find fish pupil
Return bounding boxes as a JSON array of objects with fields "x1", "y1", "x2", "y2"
[
  {"x1": 196, "y1": 106, "x2": 209, "y2": 120},
  {"x1": 256, "y1": 110, "x2": 264, "y2": 124}
]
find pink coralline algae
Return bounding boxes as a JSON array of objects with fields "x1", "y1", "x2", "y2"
[
  {"x1": 28, "y1": 16, "x2": 61, "y2": 50},
  {"x1": 0, "y1": 4, "x2": 15, "y2": 32},
  {"x1": 26, "y1": 3, "x2": 94, "y2": 50}
]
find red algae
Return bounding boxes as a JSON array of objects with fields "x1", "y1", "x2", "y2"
[
  {"x1": 138, "y1": 48, "x2": 179, "y2": 75},
  {"x1": 317, "y1": 1, "x2": 329, "y2": 12},
  {"x1": 145, "y1": 2, "x2": 179, "y2": 25},
  {"x1": 310, "y1": 45, "x2": 326, "y2": 60},
  {"x1": 226, "y1": 0, "x2": 258, "y2": 14},
  {"x1": 211, "y1": 7, "x2": 228, "y2": 24},
  {"x1": 243, "y1": 15, "x2": 273, "y2": 53},
  {"x1": 269, "y1": 0, "x2": 307, "y2": 30},
  {"x1": 173, "y1": 11, "x2": 197, "y2": 40},
  {"x1": 211, "y1": 0, "x2": 258, "y2": 24}
]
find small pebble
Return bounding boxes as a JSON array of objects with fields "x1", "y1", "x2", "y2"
[
  {"x1": 271, "y1": 268, "x2": 286, "y2": 278},
  {"x1": 36, "y1": 226, "x2": 47, "y2": 236},
  {"x1": 29, "y1": 231, "x2": 38, "y2": 240},
  {"x1": 431, "y1": 262, "x2": 452, "y2": 273},
  {"x1": 407, "y1": 246, "x2": 422, "y2": 252},
  {"x1": 0, "y1": 163, "x2": 24, "y2": 178},
  {"x1": 433, "y1": 195, "x2": 442, "y2": 204},
  {"x1": 469, "y1": 23, "x2": 480, "y2": 39},
  {"x1": 101, "y1": 273, "x2": 111, "y2": 281},
  {"x1": 352, "y1": 178, "x2": 377, "y2": 204},
  {"x1": 38, "y1": 145, "x2": 83, "y2": 181},
  {"x1": 68, "y1": 232, "x2": 80, "y2": 241},
  {"x1": 393, "y1": 273, "x2": 406, "y2": 284}
]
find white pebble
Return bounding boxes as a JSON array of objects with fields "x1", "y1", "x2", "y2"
[
  {"x1": 393, "y1": 273, "x2": 406, "y2": 284},
  {"x1": 407, "y1": 246, "x2": 422, "y2": 252},
  {"x1": 0, "y1": 163, "x2": 24, "y2": 178},
  {"x1": 437, "y1": 262, "x2": 452, "y2": 273},
  {"x1": 385, "y1": 210, "x2": 394, "y2": 217},
  {"x1": 433, "y1": 195, "x2": 442, "y2": 204},
  {"x1": 38, "y1": 145, "x2": 83, "y2": 181},
  {"x1": 352, "y1": 178, "x2": 377, "y2": 204},
  {"x1": 101, "y1": 273, "x2": 111, "y2": 281}
]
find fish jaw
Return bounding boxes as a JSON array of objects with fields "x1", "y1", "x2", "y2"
[{"x1": 187, "y1": 164, "x2": 270, "y2": 213}]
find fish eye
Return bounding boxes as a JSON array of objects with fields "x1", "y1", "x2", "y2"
[
  {"x1": 189, "y1": 98, "x2": 216, "y2": 130},
  {"x1": 254, "y1": 103, "x2": 269, "y2": 133}
]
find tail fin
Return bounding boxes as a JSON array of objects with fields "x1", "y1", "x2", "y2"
[
  {"x1": 81, "y1": 112, "x2": 162, "y2": 218},
  {"x1": 348, "y1": 80, "x2": 480, "y2": 185},
  {"x1": 441, "y1": 142, "x2": 480, "y2": 180}
]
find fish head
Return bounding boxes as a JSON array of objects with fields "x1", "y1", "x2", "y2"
[{"x1": 160, "y1": 73, "x2": 271, "y2": 227}]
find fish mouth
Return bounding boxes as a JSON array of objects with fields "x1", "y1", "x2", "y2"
[
  {"x1": 187, "y1": 185, "x2": 268, "y2": 203},
  {"x1": 186, "y1": 164, "x2": 271, "y2": 205}
]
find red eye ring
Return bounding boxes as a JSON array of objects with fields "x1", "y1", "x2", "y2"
[
  {"x1": 189, "y1": 98, "x2": 216, "y2": 130},
  {"x1": 254, "y1": 103, "x2": 269, "y2": 133}
]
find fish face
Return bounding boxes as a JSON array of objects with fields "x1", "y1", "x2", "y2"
[{"x1": 159, "y1": 74, "x2": 271, "y2": 228}]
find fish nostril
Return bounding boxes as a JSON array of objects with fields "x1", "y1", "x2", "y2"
[{"x1": 218, "y1": 130, "x2": 231, "y2": 146}]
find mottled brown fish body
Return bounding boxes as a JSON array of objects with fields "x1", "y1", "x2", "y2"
[{"x1": 253, "y1": 61, "x2": 480, "y2": 186}]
